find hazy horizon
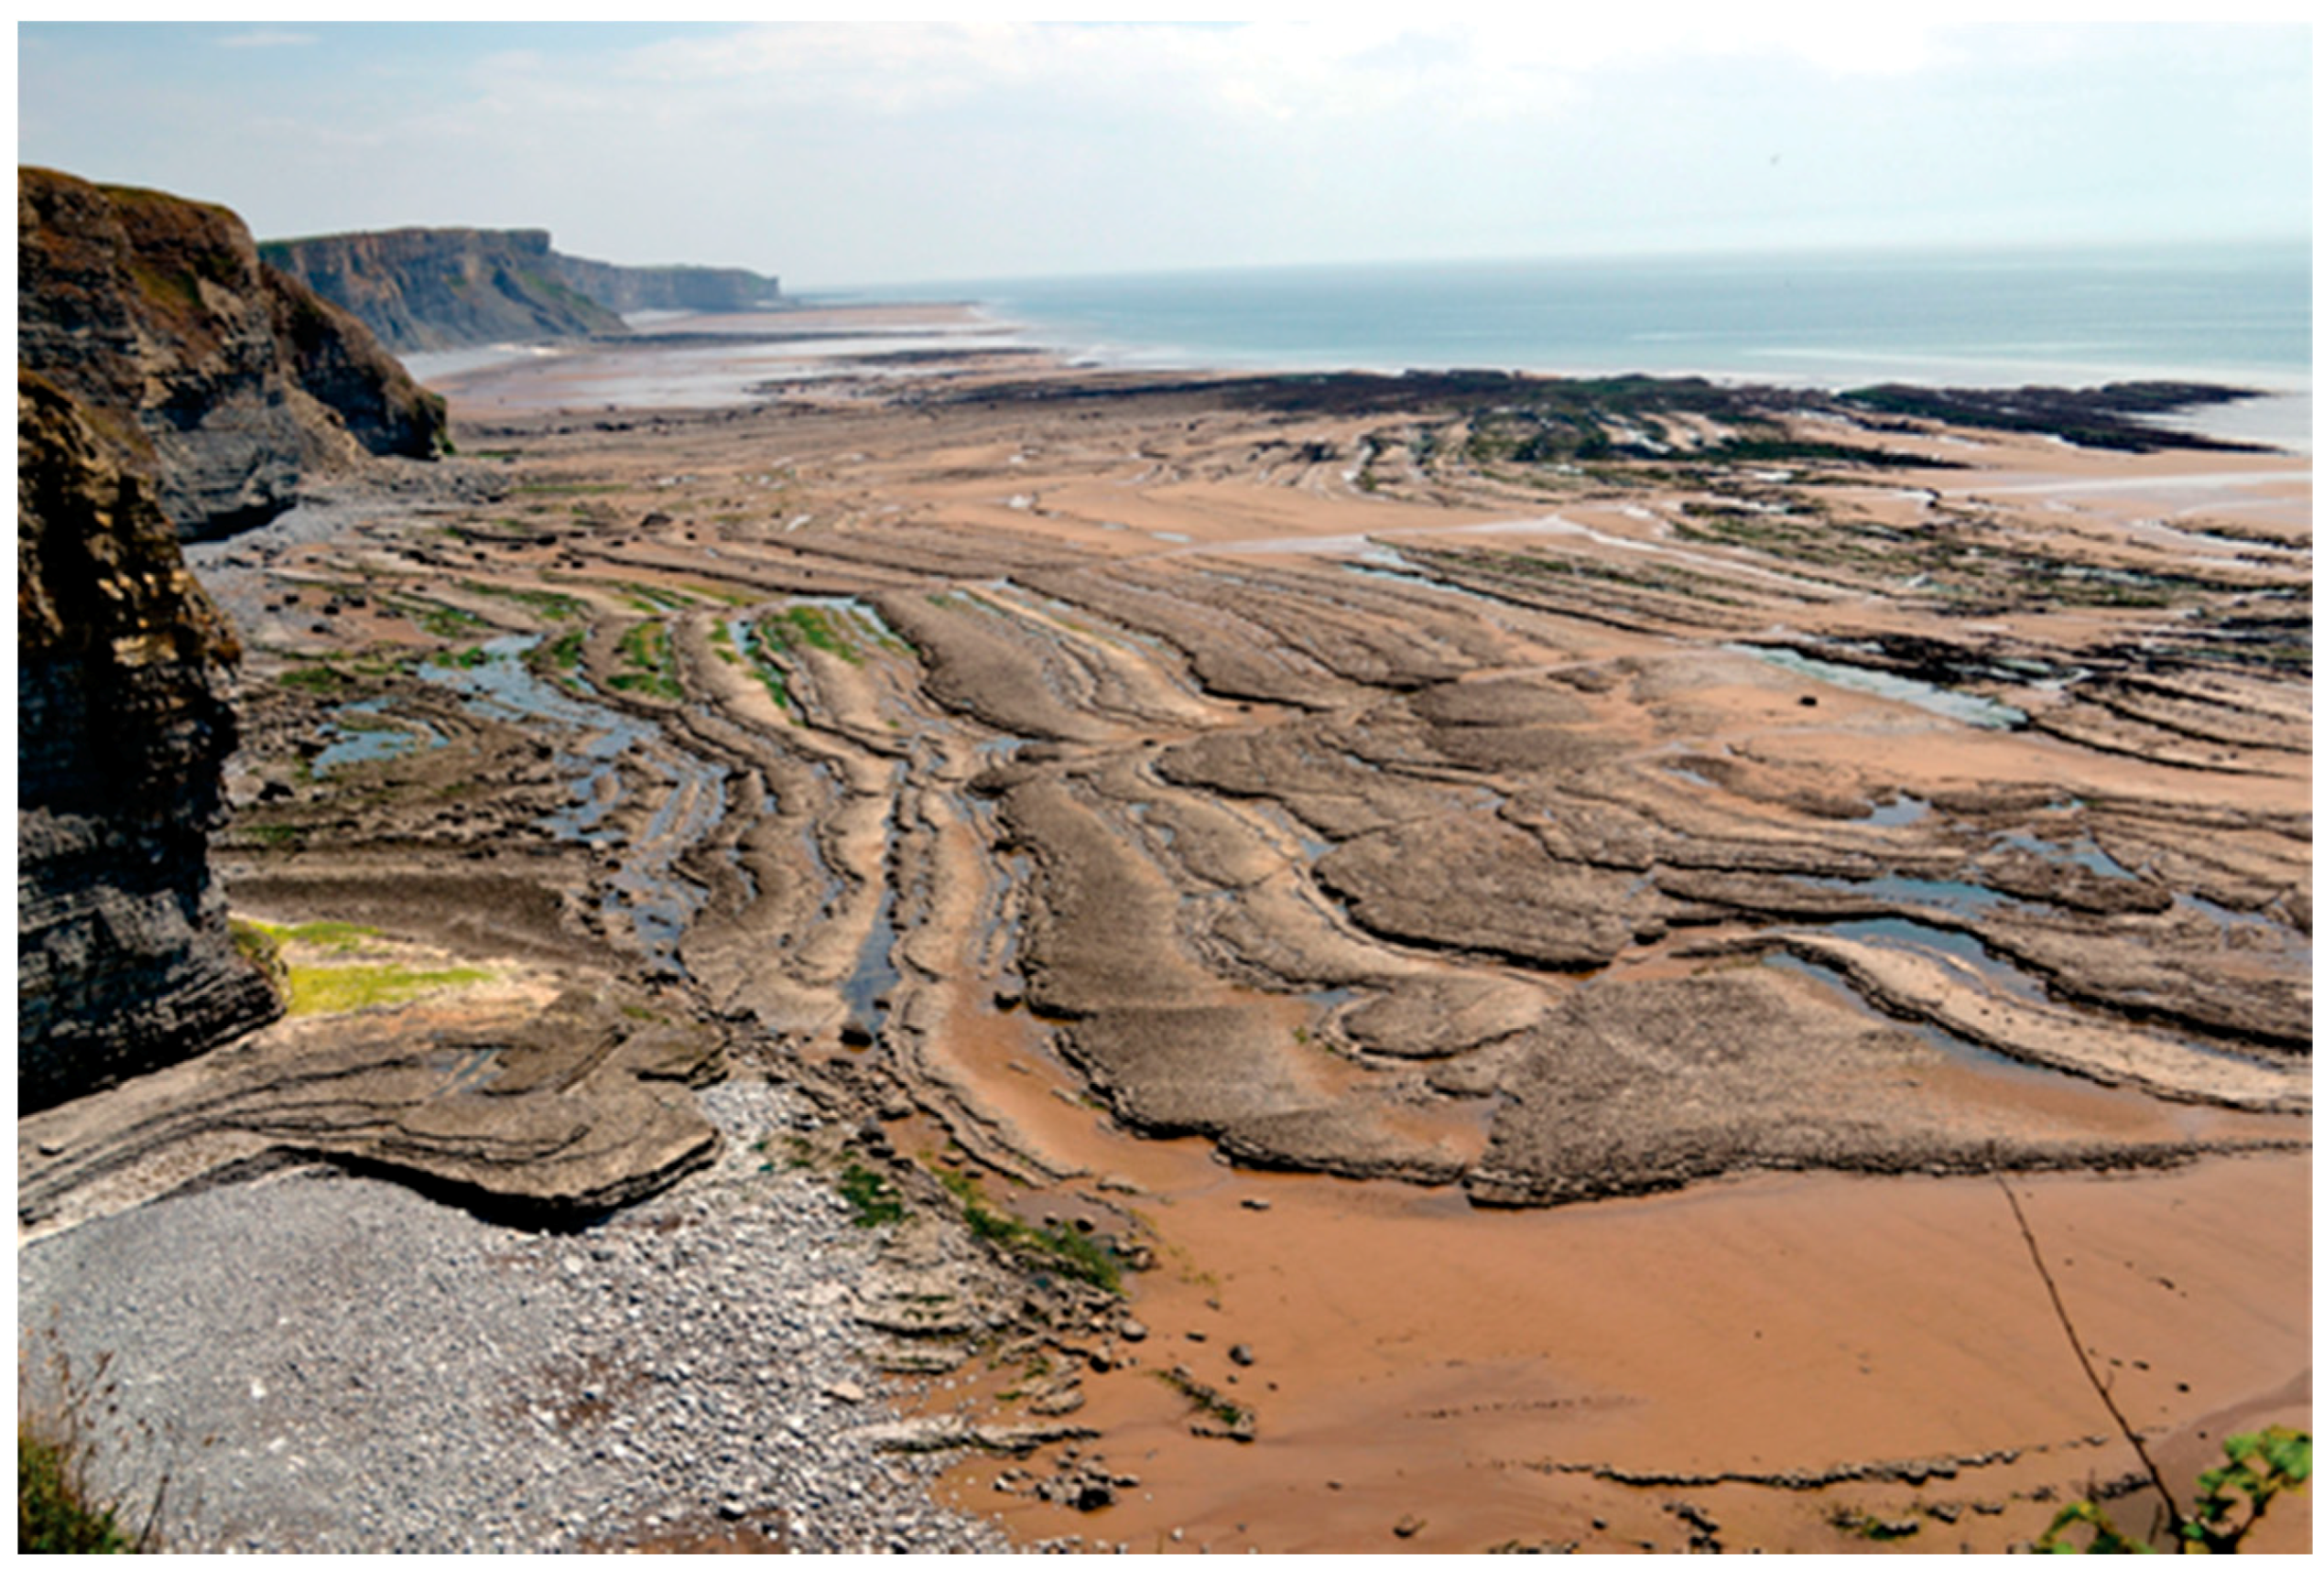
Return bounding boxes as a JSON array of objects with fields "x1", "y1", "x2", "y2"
[
  {"x1": 830, "y1": 230, "x2": 2316, "y2": 299},
  {"x1": 18, "y1": 18, "x2": 2313, "y2": 292}
]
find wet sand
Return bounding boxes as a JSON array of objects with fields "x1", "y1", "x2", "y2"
[
  {"x1": 896, "y1": 992, "x2": 2308, "y2": 1553},
  {"x1": 434, "y1": 302, "x2": 1029, "y2": 412},
  {"x1": 938, "y1": 1152, "x2": 2309, "y2": 1554}
]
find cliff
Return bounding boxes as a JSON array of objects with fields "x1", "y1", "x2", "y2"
[
  {"x1": 260, "y1": 227, "x2": 780, "y2": 350},
  {"x1": 17, "y1": 369, "x2": 284, "y2": 1112},
  {"x1": 256, "y1": 227, "x2": 624, "y2": 352},
  {"x1": 540, "y1": 251, "x2": 781, "y2": 316},
  {"x1": 17, "y1": 167, "x2": 449, "y2": 540}
]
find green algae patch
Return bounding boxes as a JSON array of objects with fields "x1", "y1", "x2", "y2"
[
  {"x1": 609, "y1": 620, "x2": 682, "y2": 700},
  {"x1": 932, "y1": 1165, "x2": 1124, "y2": 1294},
  {"x1": 285, "y1": 962, "x2": 493, "y2": 1016},
  {"x1": 839, "y1": 1164, "x2": 907, "y2": 1227},
  {"x1": 763, "y1": 603, "x2": 863, "y2": 664},
  {"x1": 244, "y1": 918, "x2": 382, "y2": 953},
  {"x1": 276, "y1": 920, "x2": 382, "y2": 950}
]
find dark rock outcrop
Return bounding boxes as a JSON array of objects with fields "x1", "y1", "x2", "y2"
[
  {"x1": 17, "y1": 369, "x2": 283, "y2": 1112},
  {"x1": 17, "y1": 167, "x2": 448, "y2": 540},
  {"x1": 261, "y1": 227, "x2": 780, "y2": 352},
  {"x1": 264, "y1": 267, "x2": 450, "y2": 460}
]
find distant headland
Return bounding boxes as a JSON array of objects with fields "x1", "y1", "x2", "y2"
[{"x1": 259, "y1": 226, "x2": 785, "y2": 352}]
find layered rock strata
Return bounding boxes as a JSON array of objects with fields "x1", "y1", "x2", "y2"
[
  {"x1": 260, "y1": 227, "x2": 781, "y2": 351},
  {"x1": 257, "y1": 227, "x2": 624, "y2": 352},
  {"x1": 17, "y1": 974, "x2": 723, "y2": 1231},
  {"x1": 204, "y1": 368, "x2": 2313, "y2": 1209},
  {"x1": 16, "y1": 370, "x2": 281, "y2": 1111},
  {"x1": 542, "y1": 250, "x2": 781, "y2": 316},
  {"x1": 17, "y1": 167, "x2": 447, "y2": 539}
]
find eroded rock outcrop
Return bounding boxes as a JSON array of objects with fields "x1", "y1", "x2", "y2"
[
  {"x1": 261, "y1": 226, "x2": 780, "y2": 352},
  {"x1": 17, "y1": 370, "x2": 282, "y2": 1111},
  {"x1": 206, "y1": 364, "x2": 2314, "y2": 1210},
  {"x1": 17, "y1": 167, "x2": 447, "y2": 539},
  {"x1": 17, "y1": 975, "x2": 724, "y2": 1231}
]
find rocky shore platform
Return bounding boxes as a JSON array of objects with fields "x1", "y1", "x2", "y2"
[{"x1": 21, "y1": 336, "x2": 2310, "y2": 1553}]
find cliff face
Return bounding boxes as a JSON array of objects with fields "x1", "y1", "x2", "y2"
[
  {"x1": 542, "y1": 251, "x2": 781, "y2": 315},
  {"x1": 17, "y1": 167, "x2": 447, "y2": 541},
  {"x1": 17, "y1": 369, "x2": 283, "y2": 1112},
  {"x1": 262, "y1": 227, "x2": 781, "y2": 350},
  {"x1": 258, "y1": 228, "x2": 627, "y2": 352}
]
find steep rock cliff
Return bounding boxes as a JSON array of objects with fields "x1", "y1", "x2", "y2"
[
  {"x1": 17, "y1": 369, "x2": 283, "y2": 1112},
  {"x1": 262, "y1": 227, "x2": 781, "y2": 349},
  {"x1": 542, "y1": 251, "x2": 780, "y2": 315},
  {"x1": 18, "y1": 168, "x2": 447, "y2": 541},
  {"x1": 258, "y1": 227, "x2": 627, "y2": 352}
]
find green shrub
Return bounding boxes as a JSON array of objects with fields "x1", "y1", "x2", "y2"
[
  {"x1": 607, "y1": 621, "x2": 682, "y2": 700},
  {"x1": 2185, "y1": 1426, "x2": 2311, "y2": 1554},
  {"x1": 18, "y1": 1426, "x2": 132, "y2": 1553},
  {"x1": 17, "y1": 1347, "x2": 152, "y2": 1553},
  {"x1": 2037, "y1": 1427, "x2": 2312, "y2": 1554},
  {"x1": 539, "y1": 629, "x2": 588, "y2": 671}
]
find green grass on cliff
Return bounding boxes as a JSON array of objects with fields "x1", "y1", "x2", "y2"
[
  {"x1": 460, "y1": 581, "x2": 583, "y2": 622},
  {"x1": 761, "y1": 604, "x2": 862, "y2": 664},
  {"x1": 838, "y1": 1164, "x2": 907, "y2": 1228},
  {"x1": 277, "y1": 664, "x2": 353, "y2": 695}
]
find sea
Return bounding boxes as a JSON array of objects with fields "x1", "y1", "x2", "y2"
[{"x1": 856, "y1": 240, "x2": 2314, "y2": 449}]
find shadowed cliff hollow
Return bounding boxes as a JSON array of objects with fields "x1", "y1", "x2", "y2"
[
  {"x1": 17, "y1": 370, "x2": 283, "y2": 1111},
  {"x1": 17, "y1": 167, "x2": 447, "y2": 541},
  {"x1": 260, "y1": 227, "x2": 783, "y2": 352}
]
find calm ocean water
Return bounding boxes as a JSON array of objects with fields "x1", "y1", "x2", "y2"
[{"x1": 865, "y1": 242, "x2": 2313, "y2": 445}]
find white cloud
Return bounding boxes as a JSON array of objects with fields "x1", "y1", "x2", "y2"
[
  {"x1": 22, "y1": 17, "x2": 2305, "y2": 286},
  {"x1": 529, "y1": 18, "x2": 1966, "y2": 149}
]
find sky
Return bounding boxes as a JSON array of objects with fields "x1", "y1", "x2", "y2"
[{"x1": 15, "y1": 15, "x2": 2314, "y2": 291}]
